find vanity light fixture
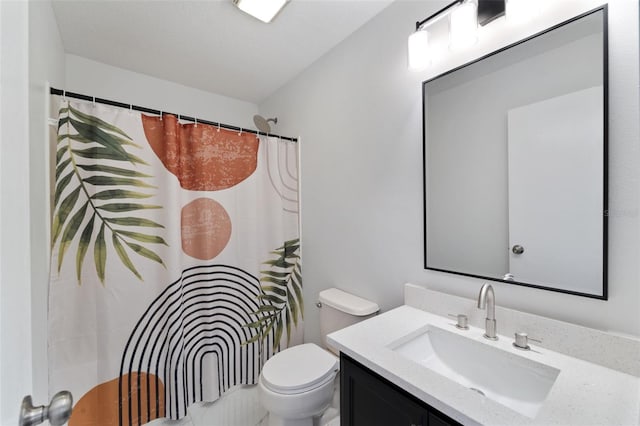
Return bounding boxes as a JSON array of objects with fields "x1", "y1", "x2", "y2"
[
  {"x1": 408, "y1": 0, "x2": 506, "y2": 70},
  {"x1": 505, "y1": 0, "x2": 540, "y2": 24},
  {"x1": 233, "y1": 0, "x2": 289, "y2": 23},
  {"x1": 449, "y1": 0, "x2": 479, "y2": 50},
  {"x1": 408, "y1": 29, "x2": 430, "y2": 70}
]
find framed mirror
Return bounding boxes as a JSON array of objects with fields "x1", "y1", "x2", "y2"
[{"x1": 423, "y1": 7, "x2": 607, "y2": 299}]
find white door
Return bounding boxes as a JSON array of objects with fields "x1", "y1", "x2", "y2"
[{"x1": 507, "y1": 86, "x2": 603, "y2": 294}]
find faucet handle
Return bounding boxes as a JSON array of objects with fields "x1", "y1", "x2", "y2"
[
  {"x1": 448, "y1": 313, "x2": 469, "y2": 330},
  {"x1": 513, "y1": 332, "x2": 542, "y2": 350}
]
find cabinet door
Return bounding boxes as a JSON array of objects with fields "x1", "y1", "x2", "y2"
[
  {"x1": 340, "y1": 354, "x2": 462, "y2": 426},
  {"x1": 429, "y1": 412, "x2": 459, "y2": 426},
  {"x1": 341, "y1": 354, "x2": 428, "y2": 426}
]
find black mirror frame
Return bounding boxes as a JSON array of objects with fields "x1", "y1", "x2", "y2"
[{"x1": 422, "y1": 5, "x2": 608, "y2": 300}]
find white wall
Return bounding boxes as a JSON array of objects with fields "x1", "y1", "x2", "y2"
[
  {"x1": 259, "y1": 0, "x2": 640, "y2": 345},
  {"x1": 29, "y1": 0, "x2": 66, "y2": 407},
  {"x1": 65, "y1": 54, "x2": 258, "y2": 129},
  {"x1": 1, "y1": 1, "x2": 32, "y2": 424}
]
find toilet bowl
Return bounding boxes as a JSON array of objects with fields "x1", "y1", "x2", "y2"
[
  {"x1": 258, "y1": 288, "x2": 379, "y2": 426},
  {"x1": 258, "y1": 343, "x2": 338, "y2": 426}
]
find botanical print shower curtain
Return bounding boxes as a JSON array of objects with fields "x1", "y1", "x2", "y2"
[{"x1": 48, "y1": 98, "x2": 302, "y2": 426}]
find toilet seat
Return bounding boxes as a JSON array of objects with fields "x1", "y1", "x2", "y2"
[{"x1": 261, "y1": 343, "x2": 339, "y2": 395}]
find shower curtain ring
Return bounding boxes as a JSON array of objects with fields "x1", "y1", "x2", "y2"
[
  {"x1": 238, "y1": 127, "x2": 242, "y2": 136},
  {"x1": 129, "y1": 104, "x2": 133, "y2": 114},
  {"x1": 159, "y1": 110, "x2": 163, "y2": 121},
  {"x1": 92, "y1": 97, "x2": 96, "y2": 107},
  {"x1": 217, "y1": 123, "x2": 221, "y2": 132},
  {"x1": 194, "y1": 117, "x2": 198, "y2": 128},
  {"x1": 62, "y1": 90, "x2": 66, "y2": 101}
]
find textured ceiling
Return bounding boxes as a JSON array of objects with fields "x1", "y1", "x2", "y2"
[{"x1": 52, "y1": 0, "x2": 394, "y2": 103}]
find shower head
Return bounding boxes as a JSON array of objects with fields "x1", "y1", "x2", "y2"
[{"x1": 253, "y1": 115, "x2": 278, "y2": 133}]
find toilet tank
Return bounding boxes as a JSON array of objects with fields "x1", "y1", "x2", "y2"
[{"x1": 319, "y1": 288, "x2": 379, "y2": 354}]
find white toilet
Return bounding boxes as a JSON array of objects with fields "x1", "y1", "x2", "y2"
[{"x1": 258, "y1": 288, "x2": 379, "y2": 426}]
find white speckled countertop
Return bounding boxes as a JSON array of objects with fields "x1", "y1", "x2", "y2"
[{"x1": 327, "y1": 305, "x2": 640, "y2": 426}]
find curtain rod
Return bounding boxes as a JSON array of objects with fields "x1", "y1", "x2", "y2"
[{"x1": 49, "y1": 87, "x2": 298, "y2": 143}]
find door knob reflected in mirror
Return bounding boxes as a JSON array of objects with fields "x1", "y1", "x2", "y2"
[
  {"x1": 512, "y1": 245, "x2": 525, "y2": 255},
  {"x1": 19, "y1": 391, "x2": 73, "y2": 426}
]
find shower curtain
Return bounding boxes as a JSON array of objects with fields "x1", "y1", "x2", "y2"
[{"x1": 48, "y1": 98, "x2": 302, "y2": 426}]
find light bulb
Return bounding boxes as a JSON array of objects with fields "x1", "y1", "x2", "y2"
[
  {"x1": 408, "y1": 29, "x2": 430, "y2": 71},
  {"x1": 449, "y1": 0, "x2": 478, "y2": 50},
  {"x1": 506, "y1": 0, "x2": 540, "y2": 24}
]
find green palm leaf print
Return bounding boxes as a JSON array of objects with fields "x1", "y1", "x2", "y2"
[
  {"x1": 244, "y1": 239, "x2": 303, "y2": 350},
  {"x1": 53, "y1": 104, "x2": 167, "y2": 285}
]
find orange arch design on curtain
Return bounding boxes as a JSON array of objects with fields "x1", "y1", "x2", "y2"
[{"x1": 141, "y1": 115, "x2": 259, "y2": 191}]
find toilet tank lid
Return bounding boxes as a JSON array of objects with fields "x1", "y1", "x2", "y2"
[{"x1": 319, "y1": 288, "x2": 379, "y2": 316}]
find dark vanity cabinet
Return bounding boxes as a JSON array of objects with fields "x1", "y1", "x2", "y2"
[{"x1": 340, "y1": 354, "x2": 461, "y2": 426}]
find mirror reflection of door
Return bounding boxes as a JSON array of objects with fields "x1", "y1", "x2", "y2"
[{"x1": 507, "y1": 86, "x2": 603, "y2": 294}]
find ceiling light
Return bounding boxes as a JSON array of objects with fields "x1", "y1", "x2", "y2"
[{"x1": 233, "y1": 0, "x2": 289, "y2": 23}]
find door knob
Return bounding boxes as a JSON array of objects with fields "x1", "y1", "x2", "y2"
[
  {"x1": 19, "y1": 391, "x2": 73, "y2": 426},
  {"x1": 512, "y1": 245, "x2": 524, "y2": 255}
]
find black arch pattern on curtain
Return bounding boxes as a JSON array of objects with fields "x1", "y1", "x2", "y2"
[{"x1": 118, "y1": 264, "x2": 275, "y2": 425}]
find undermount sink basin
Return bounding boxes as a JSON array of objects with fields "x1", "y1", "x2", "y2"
[{"x1": 390, "y1": 325, "x2": 560, "y2": 418}]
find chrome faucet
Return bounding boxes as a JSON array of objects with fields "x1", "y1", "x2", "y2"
[{"x1": 477, "y1": 283, "x2": 497, "y2": 340}]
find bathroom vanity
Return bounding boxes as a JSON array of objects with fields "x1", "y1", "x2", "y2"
[
  {"x1": 328, "y1": 285, "x2": 640, "y2": 426},
  {"x1": 341, "y1": 354, "x2": 460, "y2": 426}
]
